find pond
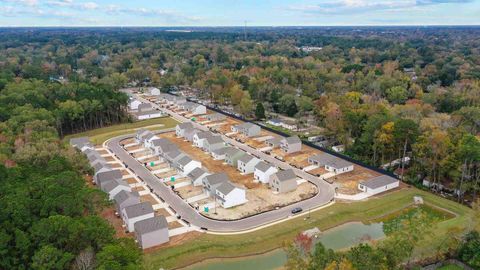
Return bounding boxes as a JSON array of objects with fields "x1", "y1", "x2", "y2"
[
  {"x1": 182, "y1": 221, "x2": 385, "y2": 270},
  {"x1": 180, "y1": 249, "x2": 287, "y2": 270},
  {"x1": 181, "y1": 204, "x2": 452, "y2": 270}
]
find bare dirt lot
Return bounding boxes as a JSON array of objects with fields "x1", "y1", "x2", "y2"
[
  {"x1": 202, "y1": 182, "x2": 318, "y2": 220},
  {"x1": 100, "y1": 207, "x2": 133, "y2": 239},
  {"x1": 332, "y1": 166, "x2": 382, "y2": 195},
  {"x1": 141, "y1": 194, "x2": 159, "y2": 204},
  {"x1": 158, "y1": 132, "x2": 256, "y2": 189}
]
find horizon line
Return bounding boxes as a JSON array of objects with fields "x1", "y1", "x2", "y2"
[{"x1": 1, "y1": 24, "x2": 480, "y2": 28}]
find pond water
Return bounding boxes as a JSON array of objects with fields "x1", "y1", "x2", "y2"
[
  {"x1": 182, "y1": 221, "x2": 385, "y2": 270},
  {"x1": 181, "y1": 249, "x2": 287, "y2": 270}
]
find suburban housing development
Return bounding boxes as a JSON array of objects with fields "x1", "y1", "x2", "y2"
[{"x1": 69, "y1": 89, "x2": 402, "y2": 249}]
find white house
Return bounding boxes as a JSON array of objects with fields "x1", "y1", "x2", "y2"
[
  {"x1": 134, "y1": 216, "x2": 169, "y2": 249},
  {"x1": 176, "y1": 123, "x2": 194, "y2": 138},
  {"x1": 231, "y1": 122, "x2": 261, "y2": 137},
  {"x1": 358, "y1": 175, "x2": 400, "y2": 195},
  {"x1": 135, "y1": 129, "x2": 151, "y2": 144},
  {"x1": 280, "y1": 136, "x2": 302, "y2": 154},
  {"x1": 121, "y1": 202, "x2": 155, "y2": 232},
  {"x1": 215, "y1": 182, "x2": 247, "y2": 208},
  {"x1": 237, "y1": 154, "x2": 261, "y2": 174},
  {"x1": 135, "y1": 110, "x2": 163, "y2": 120},
  {"x1": 129, "y1": 99, "x2": 142, "y2": 110},
  {"x1": 149, "y1": 87, "x2": 161, "y2": 96},
  {"x1": 188, "y1": 167, "x2": 210, "y2": 186},
  {"x1": 103, "y1": 179, "x2": 132, "y2": 200},
  {"x1": 332, "y1": 145, "x2": 345, "y2": 153},
  {"x1": 202, "y1": 136, "x2": 225, "y2": 153},
  {"x1": 188, "y1": 103, "x2": 206, "y2": 115},
  {"x1": 135, "y1": 103, "x2": 163, "y2": 120},
  {"x1": 206, "y1": 113, "x2": 226, "y2": 122},
  {"x1": 193, "y1": 131, "x2": 212, "y2": 148},
  {"x1": 254, "y1": 161, "x2": 278, "y2": 184},
  {"x1": 211, "y1": 147, "x2": 229, "y2": 160},
  {"x1": 324, "y1": 159, "x2": 354, "y2": 175},
  {"x1": 203, "y1": 173, "x2": 229, "y2": 196},
  {"x1": 144, "y1": 134, "x2": 160, "y2": 149},
  {"x1": 175, "y1": 156, "x2": 201, "y2": 176}
]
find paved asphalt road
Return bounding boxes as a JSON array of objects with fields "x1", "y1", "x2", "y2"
[{"x1": 106, "y1": 94, "x2": 335, "y2": 232}]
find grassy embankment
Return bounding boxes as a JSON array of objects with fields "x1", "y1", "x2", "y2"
[
  {"x1": 143, "y1": 188, "x2": 474, "y2": 270},
  {"x1": 65, "y1": 117, "x2": 179, "y2": 145}
]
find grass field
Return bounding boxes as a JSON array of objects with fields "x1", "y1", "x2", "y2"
[
  {"x1": 65, "y1": 117, "x2": 179, "y2": 144},
  {"x1": 143, "y1": 188, "x2": 474, "y2": 270}
]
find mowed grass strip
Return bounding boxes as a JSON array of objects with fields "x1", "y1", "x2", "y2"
[
  {"x1": 65, "y1": 117, "x2": 179, "y2": 145},
  {"x1": 143, "y1": 188, "x2": 473, "y2": 270}
]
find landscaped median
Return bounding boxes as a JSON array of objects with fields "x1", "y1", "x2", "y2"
[
  {"x1": 142, "y1": 188, "x2": 474, "y2": 270},
  {"x1": 65, "y1": 117, "x2": 179, "y2": 145}
]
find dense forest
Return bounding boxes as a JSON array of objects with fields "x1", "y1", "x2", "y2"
[
  {"x1": 0, "y1": 27, "x2": 479, "y2": 269},
  {"x1": 1, "y1": 27, "x2": 479, "y2": 201}
]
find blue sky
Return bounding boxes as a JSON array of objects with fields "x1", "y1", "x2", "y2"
[{"x1": 0, "y1": 0, "x2": 479, "y2": 26}]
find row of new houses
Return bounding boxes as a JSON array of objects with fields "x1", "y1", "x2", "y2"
[
  {"x1": 153, "y1": 93, "x2": 400, "y2": 196},
  {"x1": 70, "y1": 137, "x2": 169, "y2": 249},
  {"x1": 176, "y1": 123, "x2": 301, "y2": 194},
  {"x1": 156, "y1": 94, "x2": 207, "y2": 116},
  {"x1": 136, "y1": 128, "x2": 248, "y2": 208},
  {"x1": 129, "y1": 98, "x2": 164, "y2": 120}
]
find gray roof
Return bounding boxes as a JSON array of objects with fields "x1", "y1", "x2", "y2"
[
  {"x1": 236, "y1": 122, "x2": 257, "y2": 130},
  {"x1": 135, "y1": 216, "x2": 168, "y2": 235},
  {"x1": 238, "y1": 154, "x2": 256, "y2": 164},
  {"x1": 177, "y1": 156, "x2": 194, "y2": 167},
  {"x1": 155, "y1": 138, "x2": 177, "y2": 153},
  {"x1": 216, "y1": 181, "x2": 238, "y2": 195},
  {"x1": 177, "y1": 122, "x2": 194, "y2": 130},
  {"x1": 188, "y1": 167, "x2": 208, "y2": 180},
  {"x1": 92, "y1": 160, "x2": 110, "y2": 172},
  {"x1": 325, "y1": 158, "x2": 353, "y2": 169},
  {"x1": 97, "y1": 169, "x2": 123, "y2": 182},
  {"x1": 124, "y1": 202, "x2": 154, "y2": 218},
  {"x1": 135, "y1": 110, "x2": 161, "y2": 117},
  {"x1": 360, "y1": 175, "x2": 398, "y2": 189},
  {"x1": 114, "y1": 190, "x2": 140, "y2": 205},
  {"x1": 195, "y1": 131, "x2": 212, "y2": 140},
  {"x1": 206, "y1": 113, "x2": 226, "y2": 120},
  {"x1": 225, "y1": 147, "x2": 244, "y2": 157},
  {"x1": 266, "y1": 137, "x2": 283, "y2": 146},
  {"x1": 212, "y1": 147, "x2": 230, "y2": 155},
  {"x1": 138, "y1": 103, "x2": 152, "y2": 112},
  {"x1": 205, "y1": 136, "x2": 224, "y2": 145},
  {"x1": 87, "y1": 152, "x2": 103, "y2": 163},
  {"x1": 104, "y1": 179, "x2": 129, "y2": 193},
  {"x1": 70, "y1": 137, "x2": 89, "y2": 148},
  {"x1": 165, "y1": 149, "x2": 185, "y2": 161},
  {"x1": 204, "y1": 173, "x2": 229, "y2": 186},
  {"x1": 274, "y1": 169, "x2": 296, "y2": 182},
  {"x1": 255, "y1": 161, "x2": 274, "y2": 172},
  {"x1": 284, "y1": 136, "x2": 301, "y2": 144},
  {"x1": 151, "y1": 138, "x2": 165, "y2": 147},
  {"x1": 308, "y1": 153, "x2": 337, "y2": 165}
]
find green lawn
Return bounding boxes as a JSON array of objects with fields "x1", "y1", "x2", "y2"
[
  {"x1": 437, "y1": 264, "x2": 464, "y2": 270},
  {"x1": 65, "y1": 117, "x2": 179, "y2": 145},
  {"x1": 143, "y1": 188, "x2": 473, "y2": 270}
]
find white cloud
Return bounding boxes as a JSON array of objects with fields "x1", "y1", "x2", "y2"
[
  {"x1": 0, "y1": 0, "x2": 38, "y2": 6},
  {"x1": 80, "y1": 2, "x2": 98, "y2": 10},
  {"x1": 288, "y1": 0, "x2": 473, "y2": 14}
]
